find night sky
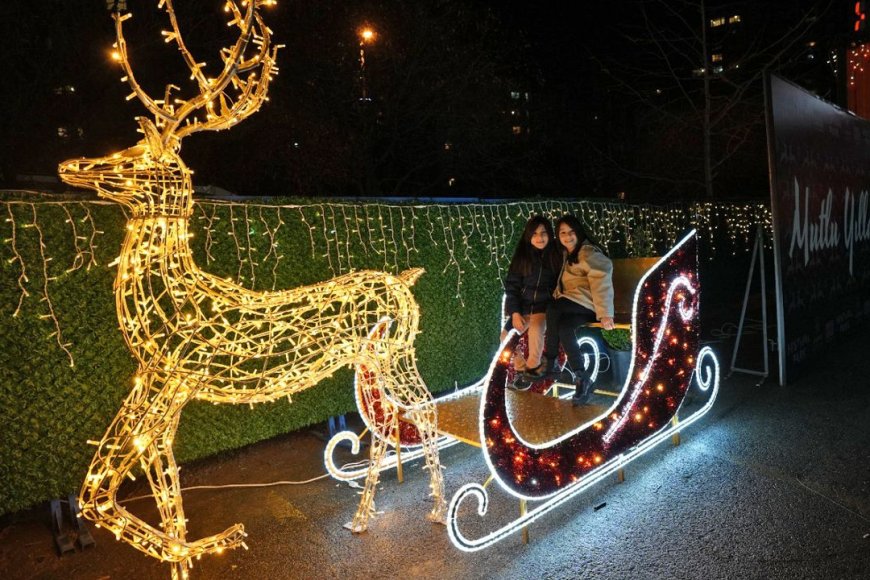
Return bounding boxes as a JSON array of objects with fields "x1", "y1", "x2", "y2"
[{"x1": 0, "y1": 0, "x2": 850, "y2": 199}]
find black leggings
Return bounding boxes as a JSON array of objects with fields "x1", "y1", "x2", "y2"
[{"x1": 544, "y1": 298, "x2": 596, "y2": 377}]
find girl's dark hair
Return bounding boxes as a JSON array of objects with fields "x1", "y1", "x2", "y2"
[
  {"x1": 508, "y1": 215, "x2": 561, "y2": 275},
  {"x1": 554, "y1": 215, "x2": 608, "y2": 265}
]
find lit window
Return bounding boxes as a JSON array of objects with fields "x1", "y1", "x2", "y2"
[
  {"x1": 57, "y1": 127, "x2": 69, "y2": 138},
  {"x1": 728, "y1": 15, "x2": 741, "y2": 24},
  {"x1": 713, "y1": 65, "x2": 724, "y2": 74},
  {"x1": 444, "y1": 142, "x2": 452, "y2": 151},
  {"x1": 448, "y1": 177, "x2": 456, "y2": 187},
  {"x1": 711, "y1": 53, "x2": 723, "y2": 62},
  {"x1": 511, "y1": 91, "x2": 520, "y2": 99},
  {"x1": 512, "y1": 126, "x2": 523, "y2": 135},
  {"x1": 710, "y1": 17, "x2": 725, "y2": 27}
]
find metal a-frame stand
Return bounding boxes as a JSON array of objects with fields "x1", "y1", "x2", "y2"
[{"x1": 729, "y1": 224, "x2": 770, "y2": 385}]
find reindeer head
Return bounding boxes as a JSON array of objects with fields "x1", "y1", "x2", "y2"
[
  {"x1": 58, "y1": 117, "x2": 193, "y2": 216},
  {"x1": 58, "y1": 0, "x2": 280, "y2": 218}
]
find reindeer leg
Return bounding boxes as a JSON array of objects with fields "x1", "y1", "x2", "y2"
[
  {"x1": 79, "y1": 377, "x2": 182, "y2": 562},
  {"x1": 140, "y1": 416, "x2": 187, "y2": 542},
  {"x1": 387, "y1": 343, "x2": 447, "y2": 524},
  {"x1": 138, "y1": 430, "x2": 244, "y2": 577},
  {"x1": 80, "y1": 375, "x2": 246, "y2": 567},
  {"x1": 142, "y1": 403, "x2": 246, "y2": 564},
  {"x1": 406, "y1": 404, "x2": 447, "y2": 524},
  {"x1": 349, "y1": 419, "x2": 392, "y2": 533}
]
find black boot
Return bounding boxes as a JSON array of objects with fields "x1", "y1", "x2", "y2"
[
  {"x1": 508, "y1": 374, "x2": 532, "y2": 391},
  {"x1": 523, "y1": 355, "x2": 554, "y2": 380},
  {"x1": 566, "y1": 358, "x2": 593, "y2": 406},
  {"x1": 571, "y1": 375, "x2": 593, "y2": 407}
]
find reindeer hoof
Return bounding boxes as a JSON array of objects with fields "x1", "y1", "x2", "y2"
[
  {"x1": 179, "y1": 523, "x2": 246, "y2": 560},
  {"x1": 343, "y1": 521, "x2": 368, "y2": 534},
  {"x1": 427, "y1": 506, "x2": 447, "y2": 525}
]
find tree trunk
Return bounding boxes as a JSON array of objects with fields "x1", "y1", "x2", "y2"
[{"x1": 701, "y1": 0, "x2": 714, "y2": 198}]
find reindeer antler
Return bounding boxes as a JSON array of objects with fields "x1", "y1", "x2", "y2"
[
  {"x1": 112, "y1": 11, "x2": 176, "y2": 125},
  {"x1": 112, "y1": 0, "x2": 281, "y2": 146}
]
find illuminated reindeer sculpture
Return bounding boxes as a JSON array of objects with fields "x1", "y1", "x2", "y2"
[{"x1": 58, "y1": 2, "x2": 445, "y2": 577}]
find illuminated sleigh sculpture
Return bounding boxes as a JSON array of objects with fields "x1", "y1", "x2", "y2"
[
  {"x1": 57, "y1": 2, "x2": 444, "y2": 578},
  {"x1": 445, "y1": 230, "x2": 720, "y2": 550}
]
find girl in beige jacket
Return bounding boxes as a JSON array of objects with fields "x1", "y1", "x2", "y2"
[{"x1": 526, "y1": 215, "x2": 615, "y2": 406}]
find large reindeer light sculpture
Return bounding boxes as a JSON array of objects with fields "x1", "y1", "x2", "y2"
[{"x1": 58, "y1": 2, "x2": 445, "y2": 577}]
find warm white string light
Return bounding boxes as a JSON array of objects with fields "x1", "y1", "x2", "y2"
[{"x1": 1, "y1": 196, "x2": 771, "y2": 368}]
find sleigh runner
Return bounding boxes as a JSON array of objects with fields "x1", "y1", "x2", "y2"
[{"x1": 327, "y1": 229, "x2": 719, "y2": 549}]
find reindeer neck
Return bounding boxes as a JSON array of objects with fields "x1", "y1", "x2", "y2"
[{"x1": 119, "y1": 216, "x2": 196, "y2": 275}]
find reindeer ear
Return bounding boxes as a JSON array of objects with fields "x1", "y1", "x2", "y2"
[{"x1": 137, "y1": 117, "x2": 165, "y2": 157}]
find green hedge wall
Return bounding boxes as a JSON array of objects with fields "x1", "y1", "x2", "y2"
[{"x1": 0, "y1": 193, "x2": 768, "y2": 515}]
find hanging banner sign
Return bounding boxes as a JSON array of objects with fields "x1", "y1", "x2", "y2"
[{"x1": 765, "y1": 73, "x2": 870, "y2": 385}]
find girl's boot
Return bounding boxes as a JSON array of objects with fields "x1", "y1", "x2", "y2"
[
  {"x1": 523, "y1": 354, "x2": 555, "y2": 380},
  {"x1": 567, "y1": 357, "x2": 593, "y2": 406}
]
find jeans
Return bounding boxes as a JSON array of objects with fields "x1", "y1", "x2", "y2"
[
  {"x1": 543, "y1": 298, "x2": 596, "y2": 379},
  {"x1": 500, "y1": 312, "x2": 546, "y2": 369}
]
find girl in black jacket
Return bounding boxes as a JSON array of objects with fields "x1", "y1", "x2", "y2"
[{"x1": 501, "y1": 215, "x2": 562, "y2": 372}]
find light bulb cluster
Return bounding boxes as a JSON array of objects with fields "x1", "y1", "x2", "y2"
[
  {"x1": 848, "y1": 43, "x2": 870, "y2": 87},
  {"x1": 847, "y1": 43, "x2": 870, "y2": 118}
]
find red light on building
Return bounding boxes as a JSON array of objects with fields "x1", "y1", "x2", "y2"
[
  {"x1": 848, "y1": 43, "x2": 870, "y2": 118},
  {"x1": 857, "y1": 2, "x2": 867, "y2": 32}
]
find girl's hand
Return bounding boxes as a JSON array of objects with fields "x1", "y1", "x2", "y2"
[
  {"x1": 600, "y1": 316, "x2": 615, "y2": 330},
  {"x1": 512, "y1": 312, "x2": 527, "y2": 333}
]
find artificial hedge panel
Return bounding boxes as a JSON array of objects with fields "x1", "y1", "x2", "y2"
[
  {"x1": 0, "y1": 194, "x2": 767, "y2": 515},
  {"x1": 1, "y1": 202, "x2": 128, "y2": 514}
]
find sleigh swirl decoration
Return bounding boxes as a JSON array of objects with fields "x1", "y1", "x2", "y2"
[{"x1": 447, "y1": 230, "x2": 720, "y2": 551}]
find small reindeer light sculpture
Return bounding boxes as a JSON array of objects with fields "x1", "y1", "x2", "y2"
[{"x1": 58, "y1": 2, "x2": 445, "y2": 577}]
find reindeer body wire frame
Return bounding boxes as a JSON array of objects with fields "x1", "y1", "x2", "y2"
[{"x1": 58, "y1": 2, "x2": 445, "y2": 578}]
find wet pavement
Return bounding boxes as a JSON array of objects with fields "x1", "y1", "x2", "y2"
[{"x1": 1, "y1": 332, "x2": 869, "y2": 580}]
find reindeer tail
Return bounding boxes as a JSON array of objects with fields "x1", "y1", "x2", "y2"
[{"x1": 398, "y1": 268, "x2": 425, "y2": 286}]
